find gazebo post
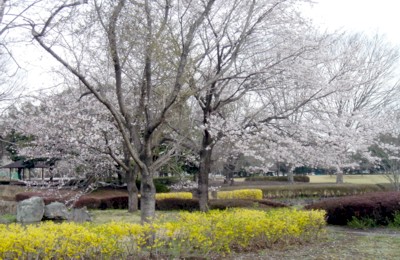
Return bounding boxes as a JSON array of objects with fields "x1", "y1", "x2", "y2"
[{"x1": 9, "y1": 168, "x2": 11, "y2": 180}]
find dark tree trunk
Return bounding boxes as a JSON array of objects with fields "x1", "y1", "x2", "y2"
[
  {"x1": 126, "y1": 166, "x2": 139, "y2": 212},
  {"x1": 140, "y1": 167, "x2": 156, "y2": 223},
  {"x1": 287, "y1": 171, "x2": 294, "y2": 184},
  {"x1": 197, "y1": 130, "x2": 212, "y2": 212},
  {"x1": 336, "y1": 167, "x2": 344, "y2": 184},
  {"x1": 287, "y1": 166, "x2": 294, "y2": 184}
]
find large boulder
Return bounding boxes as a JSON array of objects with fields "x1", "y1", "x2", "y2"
[
  {"x1": 44, "y1": 202, "x2": 69, "y2": 220},
  {"x1": 16, "y1": 196, "x2": 45, "y2": 223},
  {"x1": 69, "y1": 207, "x2": 91, "y2": 222}
]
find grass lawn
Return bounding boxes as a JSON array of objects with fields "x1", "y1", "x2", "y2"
[
  {"x1": 90, "y1": 209, "x2": 179, "y2": 224},
  {"x1": 235, "y1": 174, "x2": 391, "y2": 184},
  {"x1": 227, "y1": 226, "x2": 400, "y2": 259},
  {"x1": 309, "y1": 174, "x2": 390, "y2": 184}
]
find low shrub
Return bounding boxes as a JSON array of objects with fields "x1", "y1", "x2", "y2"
[
  {"x1": 388, "y1": 211, "x2": 400, "y2": 229},
  {"x1": 73, "y1": 197, "x2": 101, "y2": 209},
  {"x1": 306, "y1": 191, "x2": 400, "y2": 225},
  {"x1": 209, "y1": 199, "x2": 287, "y2": 210},
  {"x1": 0, "y1": 208, "x2": 326, "y2": 259},
  {"x1": 76, "y1": 193, "x2": 192, "y2": 210},
  {"x1": 245, "y1": 176, "x2": 310, "y2": 182},
  {"x1": 155, "y1": 198, "x2": 287, "y2": 211},
  {"x1": 153, "y1": 177, "x2": 180, "y2": 186},
  {"x1": 15, "y1": 192, "x2": 71, "y2": 205},
  {"x1": 136, "y1": 179, "x2": 172, "y2": 193},
  {"x1": 15, "y1": 192, "x2": 42, "y2": 202},
  {"x1": 347, "y1": 216, "x2": 378, "y2": 229},
  {"x1": 156, "y1": 198, "x2": 199, "y2": 211},
  {"x1": 216, "y1": 189, "x2": 263, "y2": 200},
  {"x1": 99, "y1": 196, "x2": 129, "y2": 210},
  {"x1": 155, "y1": 192, "x2": 192, "y2": 200}
]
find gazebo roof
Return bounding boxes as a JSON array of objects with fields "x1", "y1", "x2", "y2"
[{"x1": 0, "y1": 160, "x2": 54, "y2": 169}]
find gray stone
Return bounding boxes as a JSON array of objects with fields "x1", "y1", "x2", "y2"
[
  {"x1": 69, "y1": 207, "x2": 91, "y2": 222},
  {"x1": 44, "y1": 202, "x2": 69, "y2": 220},
  {"x1": 16, "y1": 197, "x2": 45, "y2": 223}
]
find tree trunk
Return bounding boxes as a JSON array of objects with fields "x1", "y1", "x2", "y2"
[
  {"x1": 140, "y1": 168, "x2": 156, "y2": 223},
  {"x1": 197, "y1": 132, "x2": 212, "y2": 212},
  {"x1": 287, "y1": 171, "x2": 294, "y2": 184},
  {"x1": 126, "y1": 167, "x2": 139, "y2": 212},
  {"x1": 336, "y1": 166, "x2": 344, "y2": 184}
]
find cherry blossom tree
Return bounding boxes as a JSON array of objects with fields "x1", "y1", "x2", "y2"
[
  {"x1": 5, "y1": 86, "x2": 148, "y2": 211},
  {"x1": 305, "y1": 33, "x2": 400, "y2": 183},
  {"x1": 19, "y1": 0, "x2": 216, "y2": 222},
  {"x1": 182, "y1": 0, "x2": 334, "y2": 211},
  {"x1": 223, "y1": 33, "x2": 400, "y2": 184}
]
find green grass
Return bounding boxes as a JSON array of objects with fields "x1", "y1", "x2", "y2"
[
  {"x1": 227, "y1": 227, "x2": 400, "y2": 259},
  {"x1": 0, "y1": 213, "x2": 16, "y2": 223},
  {"x1": 235, "y1": 174, "x2": 391, "y2": 184},
  {"x1": 90, "y1": 209, "x2": 179, "y2": 224}
]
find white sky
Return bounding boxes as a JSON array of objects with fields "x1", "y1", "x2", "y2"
[
  {"x1": 8, "y1": 0, "x2": 400, "y2": 95},
  {"x1": 303, "y1": 0, "x2": 400, "y2": 45}
]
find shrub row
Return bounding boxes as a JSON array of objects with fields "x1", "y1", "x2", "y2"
[
  {"x1": 74, "y1": 192, "x2": 192, "y2": 209},
  {"x1": 244, "y1": 176, "x2": 310, "y2": 182},
  {"x1": 155, "y1": 198, "x2": 287, "y2": 211},
  {"x1": 15, "y1": 192, "x2": 67, "y2": 205},
  {"x1": 155, "y1": 192, "x2": 192, "y2": 200},
  {"x1": 259, "y1": 184, "x2": 387, "y2": 199},
  {"x1": 305, "y1": 191, "x2": 400, "y2": 225},
  {"x1": 73, "y1": 196, "x2": 129, "y2": 210},
  {"x1": 0, "y1": 208, "x2": 326, "y2": 259},
  {"x1": 216, "y1": 189, "x2": 263, "y2": 200}
]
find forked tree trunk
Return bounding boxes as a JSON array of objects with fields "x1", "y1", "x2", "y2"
[{"x1": 140, "y1": 168, "x2": 156, "y2": 223}]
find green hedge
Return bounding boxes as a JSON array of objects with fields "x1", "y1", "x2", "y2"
[
  {"x1": 136, "y1": 179, "x2": 170, "y2": 193},
  {"x1": 244, "y1": 176, "x2": 310, "y2": 183}
]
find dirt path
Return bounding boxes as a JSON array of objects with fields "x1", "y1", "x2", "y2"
[{"x1": 327, "y1": 225, "x2": 400, "y2": 237}]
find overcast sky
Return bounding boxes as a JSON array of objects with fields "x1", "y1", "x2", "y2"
[
  {"x1": 11, "y1": 0, "x2": 400, "y2": 95},
  {"x1": 304, "y1": 0, "x2": 400, "y2": 44}
]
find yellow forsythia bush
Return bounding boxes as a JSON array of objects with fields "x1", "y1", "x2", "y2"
[
  {"x1": 216, "y1": 189, "x2": 263, "y2": 200},
  {"x1": 0, "y1": 208, "x2": 325, "y2": 259},
  {"x1": 155, "y1": 192, "x2": 192, "y2": 200}
]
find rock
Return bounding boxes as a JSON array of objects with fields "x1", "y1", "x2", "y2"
[
  {"x1": 16, "y1": 196, "x2": 45, "y2": 223},
  {"x1": 69, "y1": 207, "x2": 91, "y2": 222},
  {"x1": 44, "y1": 202, "x2": 69, "y2": 220}
]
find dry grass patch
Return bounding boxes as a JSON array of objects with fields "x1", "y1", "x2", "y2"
[{"x1": 309, "y1": 174, "x2": 390, "y2": 184}]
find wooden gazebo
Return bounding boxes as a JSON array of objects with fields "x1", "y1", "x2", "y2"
[{"x1": 0, "y1": 160, "x2": 55, "y2": 181}]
